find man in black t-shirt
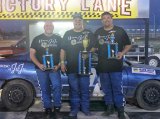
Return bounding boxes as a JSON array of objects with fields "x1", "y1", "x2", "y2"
[
  {"x1": 30, "y1": 21, "x2": 62, "y2": 118},
  {"x1": 60, "y1": 13, "x2": 95, "y2": 118},
  {"x1": 94, "y1": 12, "x2": 132, "y2": 119}
]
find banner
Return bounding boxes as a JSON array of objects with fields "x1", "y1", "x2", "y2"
[{"x1": 0, "y1": 0, "x2": 149, "y2": 20}]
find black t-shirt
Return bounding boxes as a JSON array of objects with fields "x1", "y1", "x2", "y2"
[
  {"x1": 94, "y1": 26, "x2": 131, "y2": 72},
  {"x1": 30, "y1": 33, "x2": 62, "y2": 68},
  {"x1": 61, "y1": 29, "x2": 95, "y2": 74}
]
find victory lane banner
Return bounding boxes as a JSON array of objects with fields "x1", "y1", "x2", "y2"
[{"x1": 0, "y1": 0, "x2": 148, "y2": 20}]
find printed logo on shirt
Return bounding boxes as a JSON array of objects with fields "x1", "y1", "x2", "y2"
[
  {"x1": 69, "y1": 35, "x2": 84, "y2": 46},
  {"x1": 109, "y1": 30, "x2": 116, "y2": 34},
  {"x1": 99, "y1": 39, "x2": 105, "y2": 45},
  {"x1": 39, "y1": 39, "x2": 58, "y2": 47},
  {"x1": 98, "y1": 31, "x2": 116, "y2": 45},
  {"x1": 98, "y1": 35, "x2": 107, "y2": 45},
  {"x1": 71, "y1": 39, "x2": 77, "y2": 45}
]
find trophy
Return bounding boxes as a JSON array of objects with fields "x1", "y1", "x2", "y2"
[
  {"x1": 42, "y1": 43, "x2": 54, "y2": 70},
  {"x1": 78, "y1": 35, "x2": 92, "y2": 75},
  {"x1": 107, "y1": 33, "x2": 118, "y2": 58}
]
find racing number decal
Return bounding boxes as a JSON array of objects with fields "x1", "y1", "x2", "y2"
[{"x1": 10, "y1": 63, "x2": 24, "y2": 74}]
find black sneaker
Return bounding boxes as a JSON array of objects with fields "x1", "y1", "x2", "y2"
[
  {"x1": 44, "y1": 108, "x2": 52, "y2": 119},
  {"x1": 54, "y1": 107, "x2": 62, "y2": 119},
  {"x1": 82, "y1": 111, "x2": 93, "y2": 116},
  {"x1": 117, "y1": 107, "x2": 126, "y2": 119},
  {"x1": 102, "y1": 104, "x2": 115, "y2": 116},
  {"x1": 68, "y1": 111, "x2": 77, "y2": 119},
  {"x1": 118, "y1": 113, "x2": 126, "y2": 119}
]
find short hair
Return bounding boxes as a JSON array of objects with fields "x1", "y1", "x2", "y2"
[
  {"x1": 101, "y1": 12, "x2": 113, "y2": 18},
  {"x1": 44, "y1": 21, "x2": 53, "y2": 27}
]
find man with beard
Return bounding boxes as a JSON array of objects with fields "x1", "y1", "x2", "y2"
[
  {"x1": 94, "y1": 12, "x2": 132, "y2": 119},
  {"x1": 60, "y1": 13, "x2": 95, "y2": 119}
]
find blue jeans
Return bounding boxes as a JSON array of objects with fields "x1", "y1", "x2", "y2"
[
  {"x1": 99, "y1": 72, "x2": 125, "y2": 108},
  {"x1": 68, "y1": 74, "x2": 90, "y2": 113},
  {"x1": 36, "y1": 69, "x2": 61, "y2": 108}
]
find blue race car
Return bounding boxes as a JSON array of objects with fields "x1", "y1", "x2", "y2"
[{"x1": 0, "y1": 52, "x2": 160, "y2": 111}]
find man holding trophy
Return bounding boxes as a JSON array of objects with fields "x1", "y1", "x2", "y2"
[
  {"x1": 94, "y1": 12, "x2": 132, "y2": 119},
  {"x1": 30, "y1": 21, "x2": 62, "y2": 118},
  {"x1": 60, "y1": 13, "x2": 95, "y2": 118}
]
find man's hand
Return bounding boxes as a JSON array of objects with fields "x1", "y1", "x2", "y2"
[
  {"x1": 117, "y1": 45, "x2": 132, "y2": 59},
  {"x1": 37, "y1": 64, "x2": 46, "y2": 71},
  {"x1": 53, "y1": 65, "x2": 60, "y2": 72},
  {"x1": 61, "y1": 64, "x2": 67, "y2": 73},
  {"x1": 117, "y1": 52, "x2": 124, "y2": 59}
]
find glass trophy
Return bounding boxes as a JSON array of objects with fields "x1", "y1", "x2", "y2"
[
  {"x1": 78, "y1": 35, "x2": 92, "y2": 75},
  {"x1": 42, "y1": 43, "x2": 54, "y2": 70},
  {"x1": 107, "y1": 33, "x2": 118, "y2": 58}
]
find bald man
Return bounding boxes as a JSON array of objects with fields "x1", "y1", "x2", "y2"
[{"x1": 30, "y1": 21, "x2": 62, "y2": 118}]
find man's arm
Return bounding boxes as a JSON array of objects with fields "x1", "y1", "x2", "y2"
[
  {"x1": 122, "y1": 45, "x2": 132, "y2": 55},
  {"x1": 30, "y1": 48, "x2": 45, "y2": 70},
  {"x1": 117, "y1": 45, "x2": 132, "y2": 59}
]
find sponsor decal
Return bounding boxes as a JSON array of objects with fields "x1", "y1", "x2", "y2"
[
  {"x1": 132, "y1": 67, "x2": 156, "y2": 75},
  {"x1": 0, "y1": 64, "x2": 10, "y2": 68},
  {"x1": 0, "y1": 63, "x2": 24, "y2": 74}
]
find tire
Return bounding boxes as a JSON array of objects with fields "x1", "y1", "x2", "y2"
[
  {"x1": 136, "y1": 80, "x2": 160, "y2": 110},
  {"x1": 148, "y1": 56, "x2": 160, "y2": 67},
  {"x1": 1, "y1": 79, "x2": 35, "y2": 111}
]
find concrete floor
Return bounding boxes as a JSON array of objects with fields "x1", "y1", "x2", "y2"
[
  {"x1": 28, "y1": 99, "x2": 129, "y2": 119},
  {"x1": 0, "y1": 98, "x2": 160, "y2": 119}
]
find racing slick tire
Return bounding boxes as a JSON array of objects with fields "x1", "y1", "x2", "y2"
[
  {"x1": 136, "y1": 80, "x2": 160, "y2": 110},
  {"x1": 1, "y1": 79, "x2": 35, "y2": 111},
  {"x1": 148, "y1": 56, "x2": 160, "y2": 67}
]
